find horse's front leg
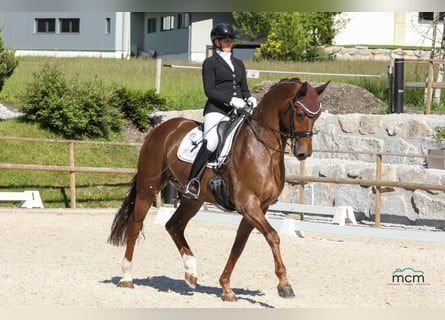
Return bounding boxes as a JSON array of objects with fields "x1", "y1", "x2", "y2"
[
  {"x1": 165, "y1": 197, "x2": 203, "y2": 288},
  {"x1": 255, "y1": 217, "x2": 295, "y2": 298},
  {"x1": 219, "y1": 217, "x2": 254, "y2": 301},
  {"x1": 240, "y1": 207, "x2": 295, "y2": 299}
]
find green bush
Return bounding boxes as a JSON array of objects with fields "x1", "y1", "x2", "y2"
[
  {"x1": 109, "y1": 86, "x2": 167, "y2": 131},
  {"x1": 21, "y1": 63, "x2": 124, "y2": 140},
  {"x1": 433, "y1": 126, "x2": 445, "y2": 149},
  {"x1": 0, "y1": 28, "x2": 19, "y2": 91}
]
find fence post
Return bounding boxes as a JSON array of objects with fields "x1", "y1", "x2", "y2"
[
  {"x1": 69, "y1": 142, "x2": 76, "y2": 208},
  {"x1": 155, "y1": 58, "x2": 162, "y2": 94},
  {"x1": 299, "y1": 160, "x2": 305, "y2": 220},
  {"x1": 375, "y1": 154, "x2": 382, "y2": 227},
  {"x1": 394, "y1": 58, "x2": 404, "y2": 113},
  {"x1": 425, "y1": 60, "x2": 434, "y2": 114},
  {"x1": 387, "y1": 64, "x2": 393, "y2": 113}
]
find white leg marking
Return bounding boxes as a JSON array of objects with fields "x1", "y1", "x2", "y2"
[
  {"x1": 120, "y1": 258, "x2": 133, "y2": 282},
  {"x1": 182, "y1": 254, "x2": 197, "y2": 277}
]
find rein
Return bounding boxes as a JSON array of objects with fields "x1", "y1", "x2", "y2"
[
  {"x1": 246, "y1": 84, "x2": 321, "y2": 154},
  {"x1": 245, "y1": 115, "x2": 288, "y2": 154}
]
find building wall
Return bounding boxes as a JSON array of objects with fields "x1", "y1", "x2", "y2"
[
  {"x1": 0, "y1": 12, "x2": 130, "y2": 58},
  {"x1": 401, "y1": 12, "x2": 443, "y2": 48},
  {"x1": 141, "y1": 12, "x2": 190, "y2": 59},
  {"x1": 334, "y1": 12, "x2": 443, "y2": 48},
  {"x1": 130, "y1": 12, "x2": 145, "y2": 56},
  {"x1": 139, "y1": 12, "x2": 234, "y2": 61},
  {"x1": 334, "y1": 12, "x2": 396, "y2": 46}
]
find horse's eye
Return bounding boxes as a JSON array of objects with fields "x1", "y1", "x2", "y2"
[{"x1": 296, "y1": 111, "x2": 305, "y2": 120}]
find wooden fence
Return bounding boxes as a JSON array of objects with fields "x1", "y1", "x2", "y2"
[
  {"x1": 403, "y1": 58, "x2": 445, "y2": 114},
  {"x1": 1, "y1": 136, "x2": 444, "y2": 227},
  {"x1": 0, "y1": 136, "x2": 141, "y2": 209}
]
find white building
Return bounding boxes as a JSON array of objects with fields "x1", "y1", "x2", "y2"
[{"x1": 334, "y1": 12, "x2": 444, "y2": 48}]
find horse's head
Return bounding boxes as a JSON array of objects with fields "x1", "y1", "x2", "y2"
[{"x1": 285, "y1": 80, "x2": 329, "y2": 160}]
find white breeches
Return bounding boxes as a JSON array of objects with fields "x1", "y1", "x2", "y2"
[{"x1": 203, "y1": 112, "x2": 230, "y2": 152}]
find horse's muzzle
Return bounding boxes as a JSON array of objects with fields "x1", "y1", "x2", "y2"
[
  {"x1": 295, "y1": 151, "x2": 312, "y2": 160},
  {"x1": 292, "y1": 141, "x2": 313, "y2": 160}
]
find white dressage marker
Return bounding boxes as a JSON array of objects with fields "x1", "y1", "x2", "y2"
[{"x1": 0, "y1": 190, "x2": 44, "y2": 208}]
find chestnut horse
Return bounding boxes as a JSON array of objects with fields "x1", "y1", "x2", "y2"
[{"x1": 108, "y1": 78, "x2": 329, "y2": 301}]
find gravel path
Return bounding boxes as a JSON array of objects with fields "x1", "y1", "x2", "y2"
[{"x1": 0, "y1": 208, "x2": 444, "y2": 308}]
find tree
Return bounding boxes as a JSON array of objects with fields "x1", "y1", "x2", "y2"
[
  {"x1": 234, "y1": 12, "x2": 339, "y2": 61},
  {"x1": 232, "y1": 12, "x2": 275, "y2": 40},
  {"x1": 0, "y1": 27, "x2": 18, "y2": 91}
]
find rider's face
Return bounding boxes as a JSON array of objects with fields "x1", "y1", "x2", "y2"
[{"x1": 215, "y1": 38, "x2": 233, "y2": 52}]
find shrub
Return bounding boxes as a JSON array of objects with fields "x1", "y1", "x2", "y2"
[
  {"x1": 0, "y1": 27, "x2": 19, "y2": 91},
  {"x1": 433, "y1": 126, "x2": 445, "y2": 149},
  {"x1": 21, "y1": 63, "x2": 124, "y2": 140},
  {"x1": 109, "y1": 86, "x2": 167, "y2": 131}
]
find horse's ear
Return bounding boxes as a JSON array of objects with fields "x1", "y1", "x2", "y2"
[
  {"x1": 316, "y1": 81, "x2": 330, "y2": 96},
  {"x1": 299, "y1": 81, "x2": 309, "y2": 97}
]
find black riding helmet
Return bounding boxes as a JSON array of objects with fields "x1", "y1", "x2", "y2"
[{"x1": 210, "y1": 23, "x2": 239, "y2": 42}]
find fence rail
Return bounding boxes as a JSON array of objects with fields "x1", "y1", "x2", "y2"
[
  {"x1": 162, "y1": 62, "x2": 387, "y2": 78},
  {"x1": 0, "y1": 136, "x2": 141, "y2": 209},
  {"x1": 1, "y1": 136, "x2": 444, "y2": 227},
  {"x1": 400, "y1": 58, "x2": 445, "y2": 114}
]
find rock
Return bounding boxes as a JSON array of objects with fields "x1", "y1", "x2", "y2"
[
  {"x1": 412, "y1": 191, "x2": 445, "y2": 228},
  {"x1": 0, "y1": 104, "x2": 25, "y2": 120},
  {"x1": 359, "y1": 115, "x2": 384, "y2": 135}
]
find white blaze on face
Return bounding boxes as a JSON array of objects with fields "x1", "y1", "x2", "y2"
[
  {"x1": 121, "y1": 258, "x2": 133, "y2": 282},
  {"x1": 182, "y1": 254, "x2": 197, "y2": 276}
]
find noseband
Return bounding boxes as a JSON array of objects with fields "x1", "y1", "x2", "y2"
[{"x1": 288, "y1": 88, "x2": 321, "y2": 150}]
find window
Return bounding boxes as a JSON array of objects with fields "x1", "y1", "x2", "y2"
[
  {"x1": 59, "y1": 18, "x2": 80, "y2": 33},
  {"x1": 105, "y1": 17, "x2": 111, "y2": 34},
  {"x1": 419, "y1": 12, "x2": 445, "y2": 23},
  {"x1": 161, "y1": 15, "x2": 175, "y2": 31},
  {"x1": 35, "y1": 18, "x2": 56, "y2": 33},
  {"x1": 147, "y1": 17, "x2": 157, "y2": 33},
  {"x1": 177, "y1": 13, "x2": 191, "y2": 29}
]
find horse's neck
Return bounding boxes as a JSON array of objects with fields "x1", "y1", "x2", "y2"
[{"x1": 250, "y1": 106, "x2": 287, "y2": 152}]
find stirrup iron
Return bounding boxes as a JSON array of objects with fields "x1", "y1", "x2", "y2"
[{"x1": 184, "y1": 178, "x2": 201, "y2": 199}]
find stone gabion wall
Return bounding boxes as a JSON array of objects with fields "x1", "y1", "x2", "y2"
[
  {"x1": 282, "y1": 112, "x2": 445, "y2": 228},
  {"x1": 324, "y1": 46, "x2": 433, "y2": 62}
]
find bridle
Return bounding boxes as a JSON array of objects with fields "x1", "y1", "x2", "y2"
[
  {"x1": 288, "y1": 87, "x2": 321, "y2": 151},
  {"x1": 245, "y1": 85, "x2": 321, "y2": 154}
]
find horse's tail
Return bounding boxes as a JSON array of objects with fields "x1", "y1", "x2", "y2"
[{"x1": 107, "y1": 175, "x2": 138, "y2": 246}]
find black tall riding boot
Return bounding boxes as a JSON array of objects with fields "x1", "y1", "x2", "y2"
[{"x1": 184, "y1": 141, "x2": 213, "y2": 199}]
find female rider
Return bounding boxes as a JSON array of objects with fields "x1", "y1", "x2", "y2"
[{"x1": 184, "y1": 23, "x2": 257, "y2": 199}]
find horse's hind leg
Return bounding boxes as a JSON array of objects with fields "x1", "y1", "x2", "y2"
[
  {"x1": 165, "y1": 197, "x2": 203, "y2": 289},
  {"x1": 120, "y1": 186, "x2": 158, "y2": 288}
]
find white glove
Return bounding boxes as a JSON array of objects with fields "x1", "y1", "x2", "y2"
[
  {"x1": 247, "y1": 96, "x2": 257, "y2": 109},
  {"x1": 229, "y1": 97, "x2": 245, "y2": 109}
]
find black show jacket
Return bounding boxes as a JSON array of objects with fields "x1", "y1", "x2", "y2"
[{"x1": 202, "y1": 53, "x2": 251, "y2": 115}]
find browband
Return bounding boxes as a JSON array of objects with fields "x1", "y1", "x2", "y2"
[{"x1": 295, "y1": 100, "x2": 322, "y2": 117}]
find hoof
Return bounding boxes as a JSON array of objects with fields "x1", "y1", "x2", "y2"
[
  {"x1": 221, "y1": 292, "x2": 238, "y2": 302},
  {"x1": 185, "y1": 272, "x2": 198, "y2": 289},
  {"x1": 119, "y1": 281, "x2": 135, "y2": 289},
  {"x1": 278, "y1": 286, "x2": 295, "y2": 298}
]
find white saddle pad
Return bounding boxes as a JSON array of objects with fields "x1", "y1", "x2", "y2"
[{"x1": 177, "y1": 120, "x2": 243, "y2": 168}]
